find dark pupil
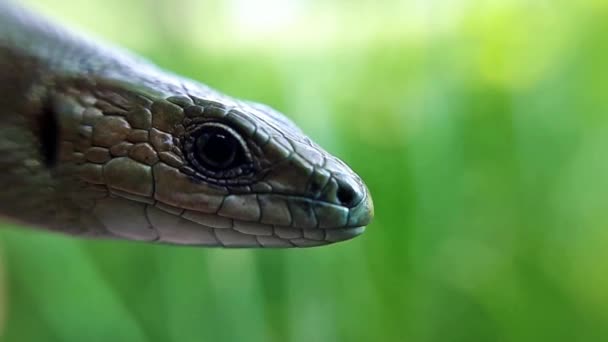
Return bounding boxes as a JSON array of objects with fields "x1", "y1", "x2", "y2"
[{"x1": 195, "y1": 129, "x2": 238, "y2": 169}]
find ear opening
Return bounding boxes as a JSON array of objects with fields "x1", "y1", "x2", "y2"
[{"x1": 38, "y1": 97, "x2": 59, "y2": 168}]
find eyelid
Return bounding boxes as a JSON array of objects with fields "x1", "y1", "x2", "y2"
[{"x1": 182, "y1": 121, "x2": 256, "y2": 185}]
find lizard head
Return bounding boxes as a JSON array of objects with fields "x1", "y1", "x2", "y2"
[{"x1": 54, "y1": 79, "x2": 373, "y2": 248}]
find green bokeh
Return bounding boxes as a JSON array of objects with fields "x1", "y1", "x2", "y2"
[{"x1": 2, "y1": 0, "x2": 608, "y2": 341}]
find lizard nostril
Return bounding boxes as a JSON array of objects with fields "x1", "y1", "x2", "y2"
[{"x1": 336, "y1": 179, "x2": 360, "y2": 207}]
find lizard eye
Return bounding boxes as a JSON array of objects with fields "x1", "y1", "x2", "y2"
[
  {"x1": 195, "y1": 125, "x2": 239, "y2": 169},
  {"x1": 186, "y1": 122, "x2": 253, "y2": 180}
]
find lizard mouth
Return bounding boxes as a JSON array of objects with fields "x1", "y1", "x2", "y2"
[
  {"x1": 99, "y1": 189, "x2": 371, "y2": 248},
  {"x1": 154, "y1": 211, "x2": 367, "y2": 248}
]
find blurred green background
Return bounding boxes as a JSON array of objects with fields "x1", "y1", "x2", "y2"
[{"x1": 2, "y1": 0, "x2": 608, "y2": 341}]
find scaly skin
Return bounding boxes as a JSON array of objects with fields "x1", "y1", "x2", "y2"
[{"x1": 0, "y1": 2, "x2": 373, "y2": 247}]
